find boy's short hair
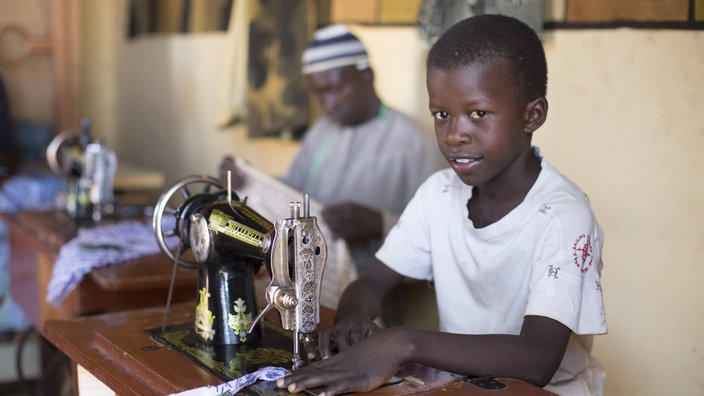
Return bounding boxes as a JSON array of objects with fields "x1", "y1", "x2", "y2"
[{"x1": 427, "y1": 14, "x2": 547, "y2": 102}]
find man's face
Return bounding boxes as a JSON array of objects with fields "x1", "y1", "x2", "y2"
[{"x1": 305, "y1": 66, "x2": 371, "y2": 126}]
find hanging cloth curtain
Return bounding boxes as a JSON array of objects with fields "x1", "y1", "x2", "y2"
[
  {"x1": 246, "y1": 0, "x2": 311, "y2": 138},
  {"x1": 218, "y1": 0, "x2": 250, "y2": 127}
]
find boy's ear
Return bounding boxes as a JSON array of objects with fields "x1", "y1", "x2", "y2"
[{"x1": 524, "y1": 96, "x2": 548, "y2": 134}]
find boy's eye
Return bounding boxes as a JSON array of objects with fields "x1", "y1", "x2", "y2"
[
  {"x1": 433, "y1": 111, "x2": 448, "y2": 120},
  {"x1": 469, "y1": 110, "x2": 487, "y2": 119}
]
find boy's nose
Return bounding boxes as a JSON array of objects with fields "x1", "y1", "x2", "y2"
[{"x1": 445, "y1": 120, "x2": 471, "y2": 145}]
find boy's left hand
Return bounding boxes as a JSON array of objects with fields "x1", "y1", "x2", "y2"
[
  {"x1": 316, "y1": 312, "x2": 379, "y2": 359},
  {"x1": 277, "y1": 328, "x2": 402, "y2": 395}
]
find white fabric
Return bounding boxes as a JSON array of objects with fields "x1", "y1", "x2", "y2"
[
  {"x1": 376, "y1": 150, "x2": 607, "y2": 395},
  {"x1": 233, "y1": 159, "x2": 356, "y2": 309},
  {"x1": 282, "y1": 106, "x2": 445, "y2": 273},
  {"x1": 169, "y1": 366, "x2": 289, "y2": 396}
]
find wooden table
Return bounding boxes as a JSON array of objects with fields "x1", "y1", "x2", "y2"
[
  {"x1": 44, "y1": 303, "x2": 554, "y2": 396},
  {"x1": 3, "y1": 209, "x2": 197, "y2": 331},
  {"x1": 1, "y1": 208, "x2": 199, "y2": 395}
]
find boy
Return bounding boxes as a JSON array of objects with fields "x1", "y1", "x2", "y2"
[{"x1": 277, "y1": 14, "x2": 607, "y2": 396}]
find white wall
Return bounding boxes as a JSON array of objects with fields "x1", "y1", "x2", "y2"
[
  {"x1": 537, "y1": 28, "x2": 704, "y2": 396},
  {"x1": 82, "y1": 2, "x2": 704, "y2": 394}
]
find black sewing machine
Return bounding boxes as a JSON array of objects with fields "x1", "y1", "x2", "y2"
[{"x1": 151, "y1": 174, "x2": 327, "y2": 372}]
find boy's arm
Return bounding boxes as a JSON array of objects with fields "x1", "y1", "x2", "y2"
[
  {"x1": 281, "y1": 301, "x2": 571, "y2": 395},
  {"x1": 402, "y1": 314, "x2": 572, "y2": 387}
]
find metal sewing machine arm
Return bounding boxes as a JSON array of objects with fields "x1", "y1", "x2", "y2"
[{"x1": 249, "y1": 194, "x2": 327, "y2": 368}]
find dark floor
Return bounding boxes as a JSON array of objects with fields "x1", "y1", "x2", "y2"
[
  {"x1": 0, "y1": 371, "x2": 71, "y2": 396},
  {"x1": 0, "y1": 370, "x2": 70, "y2": 396},
  {"x1": 0, "y1": 381, "x2": 36, "y2": 396},
  {"x1": 0, "y1": 331, "x2": 35, "y2": 396},
  {"x1": 0, "y1": 329, "x2": 73, "y2": 396}
]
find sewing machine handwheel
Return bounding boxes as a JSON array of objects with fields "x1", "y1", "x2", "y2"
[
  {"x1": 45, "y1": 128, "x2": 83, "y2": 177},
  {"x1": 152, "y1": 174, "x2": 224, "y2": 269}
]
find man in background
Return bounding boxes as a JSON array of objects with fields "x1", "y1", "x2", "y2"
[{"x1": 221, "y1": 24, "x2": 444, "y2": 275}]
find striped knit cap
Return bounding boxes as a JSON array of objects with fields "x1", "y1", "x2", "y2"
[{"x1": 302, "y1": 24, "x2": 370, "y2": 75}]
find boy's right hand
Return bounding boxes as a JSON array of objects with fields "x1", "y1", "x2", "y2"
[{"x1": 317, "y1": 314, "x2": 380, "y2": 359}]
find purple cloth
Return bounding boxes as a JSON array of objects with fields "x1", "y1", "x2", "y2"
[{"x1": 46, "y1": 220, "x2": 162, "y2": 306}]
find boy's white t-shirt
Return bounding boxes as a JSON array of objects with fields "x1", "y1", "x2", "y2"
[{"x1": 376, "y1": 152, "x2": 607, "y2": 395}]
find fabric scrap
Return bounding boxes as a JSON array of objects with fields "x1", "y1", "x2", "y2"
[{"x1": 169, "y1": 366, "x2": 290, "y2": 396}]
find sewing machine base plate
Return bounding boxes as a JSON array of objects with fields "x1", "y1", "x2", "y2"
[{"x1": 148, "y1": 321, "x2": 297, "y2": 394}]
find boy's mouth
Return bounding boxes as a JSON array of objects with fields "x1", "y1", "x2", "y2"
[
  {"x1": 449, "y1": 156, "x2": 480, "y2": 164},
  {"x1": 449, "y1": 156, "x2": 481, "y2": 172}
]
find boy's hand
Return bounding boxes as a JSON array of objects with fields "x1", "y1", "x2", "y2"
[
  {"x1": 277, "y1": 328, "x2": 403, "y2": 396},
  {"x1": 317, "y1": 314, "x2": 380, "y2": 359}
]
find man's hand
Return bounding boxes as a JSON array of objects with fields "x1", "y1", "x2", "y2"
[
  {"x1": 277, "y1": 328, "x2": 405, "y2": 396},
  {"x1": 322, "y1": 203, "x2": 382, "y2": 242},
  {"x1": 218, "y1": 156, "x2": 247, "y2": 189}
]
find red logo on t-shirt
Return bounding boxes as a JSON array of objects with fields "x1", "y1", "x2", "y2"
[{"x1": 573, "y1": 234, "x2": 593, "y2": 273}]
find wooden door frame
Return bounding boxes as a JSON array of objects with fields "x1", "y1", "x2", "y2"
[
  {"x1": 51, "y1": 0, "x2": 81, "y2": 132},
  {"x1": 0, "y1": 0, "x2": 81, "y2": 133}
]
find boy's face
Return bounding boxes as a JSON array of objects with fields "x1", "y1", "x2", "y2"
[
  {"x1": 427, "y1": 59, "x2": 542, "y2": 189},
  {"x1": 305, "y1": 66, "x2": 372, "y2": 126}
]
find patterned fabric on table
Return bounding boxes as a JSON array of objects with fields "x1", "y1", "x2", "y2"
[{"x1": 46, "y1": 219, "x2": 167, "y2": 306}]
